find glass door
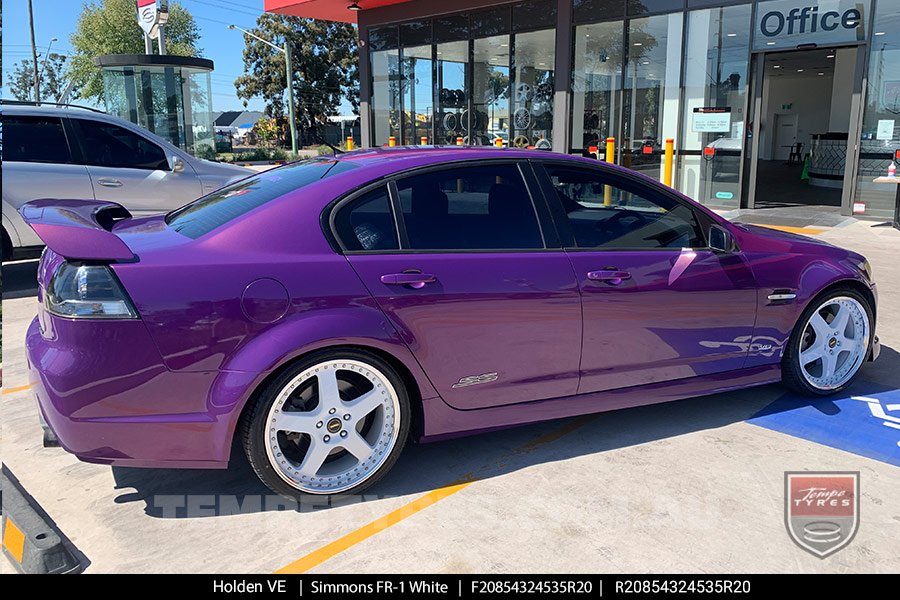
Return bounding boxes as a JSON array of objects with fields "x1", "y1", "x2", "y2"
[
  {"x1": 401, "y1": 45, "x2": 434, "y2": 145},
  {"x1": 435, "y1": 41, "x2": 469, "y2": 145},
  {"x1": 572, "y1": 20, "x2": 624, "y2": 153},
  {"x1": 473, "y1": 35, "x2": 511, "y2": 146}
]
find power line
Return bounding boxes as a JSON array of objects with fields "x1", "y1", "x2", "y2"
[{"x1": 182, "y1": 0, "x2": 261, "y2": 18}]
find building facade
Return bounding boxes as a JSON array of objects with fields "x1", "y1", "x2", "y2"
[{"x1": 267, "y1": 0, "x2": 900, "y2": 219}]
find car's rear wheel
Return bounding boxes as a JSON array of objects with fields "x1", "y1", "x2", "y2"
[
  {"x1": 782, "y1": 289, "x2": 872, "y2": 396},
  {"x1": 242, "y1": 349, "x2": 409, "y2": 498}
]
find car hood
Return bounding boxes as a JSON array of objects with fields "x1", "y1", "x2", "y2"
[
  {"x1": 191, "y1": 158, "x2": 254, "y2": 177},
  {"x1": 732, "y1": 223, "x2": 863, "y2": 261}
]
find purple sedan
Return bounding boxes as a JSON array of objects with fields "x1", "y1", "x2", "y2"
[{"x1": 23, "y1": 148, "x2": 879, "y2": 498}]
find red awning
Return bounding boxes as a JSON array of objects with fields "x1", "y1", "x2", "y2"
[{"x1": 264, "y1": 0, "x2": 415, "y2": 23}]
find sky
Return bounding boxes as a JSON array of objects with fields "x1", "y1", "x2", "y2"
[{"x1": 2, "y1": 0, "x2": 355, "y2": 114}]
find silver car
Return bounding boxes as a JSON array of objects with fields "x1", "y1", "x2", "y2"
[{"x1": 2, "y1": 103, "x2": 251, "y2": 260}]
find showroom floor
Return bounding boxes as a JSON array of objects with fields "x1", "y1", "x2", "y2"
[{"x1": 2, "y1": 219, "x2": 898, "y2": 574}]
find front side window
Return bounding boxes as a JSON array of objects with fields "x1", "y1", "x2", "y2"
[
  {"x1": 73, "y1": 118, "x2": 168, "y2": 170},
  {"x1": 543, "y1": 165, "x2": 703, "y2": 249},
  {"x1": 333, "y1": 186, "x2": 399, "y2": 251},
  {"x1": 4, "y1": 115, "x2": 72, "y2": 164},
  {"x1": 397, "y1": 164, "x2": 543, "y2": 250}
]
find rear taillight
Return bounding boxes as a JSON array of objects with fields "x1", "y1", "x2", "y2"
[{"x1": 45, "y1": 262, "x2": 138, "y2": 319}]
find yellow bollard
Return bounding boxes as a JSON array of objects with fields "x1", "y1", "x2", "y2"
[
  {"x1": 456, "y1": 136, "x2": 464, "y2": 146},
  {"x1": 494, "y1": 137, "x2": 503, "y2": 148},
  {"x1": 346, "y1": 136, "x2": 354, "y2": 151},
  {"x1": 388, "y1": 136, "x2": 396, "y2": 147},
  {"x1": 421, "y1": 136, "x2": 428, "y2": 145},
  {"x1": 663, "y1": 138, "x2": 674, "y2": 188},
  {"x1": 604, "y1": 137, "x2": 615, "y2": 206}
]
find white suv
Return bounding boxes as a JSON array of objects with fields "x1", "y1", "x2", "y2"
[{"x1": 2, "y1": 102, "x2": 252, "y2": 260}]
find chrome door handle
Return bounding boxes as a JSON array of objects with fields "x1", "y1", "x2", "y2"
[
  {"x1": 587, "y1": 270, "x2": 632, "y2": 285},
  {"x1": 380, "y1": 273, "x2": 436, "y2": 289},
  {"x1": 97, "y1": 178, "x2": 123, "y2": 188}
]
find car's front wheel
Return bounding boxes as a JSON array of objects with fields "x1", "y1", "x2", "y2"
[
  {"x1": 782, "y1": 288, "x2": 873, "y2": 396},
  {"x1": 242, "y1": 349, "x2": 410, "y2": 498}
]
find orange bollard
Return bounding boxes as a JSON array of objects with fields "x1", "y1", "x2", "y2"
[
  {"x1": 664, "y1": 138, "x2": 674, "y2": 187},
  {"x1": 604, "y1": 137, "x2": 615, "y2": 206},
  {"x1": 346, "y1": 136, "x2": 354, "y2": 150},
  {"x1": 456, "y1": 136, "x2": 464, "y2": 146},
  {"x1": 494, "y1": 137, "x2": 503, "y2": 147},
  {"x1": 388, "y1": 136, "x2": 396, "y2": 147},
  {"x1": 421, "y1": 136, "x2": 428, "y2": 145}
]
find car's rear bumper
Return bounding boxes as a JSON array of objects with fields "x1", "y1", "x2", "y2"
[{"x1": 25, "y1": 315, "x2": 252, "y2": 469}]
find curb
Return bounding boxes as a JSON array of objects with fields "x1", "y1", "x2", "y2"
[{"x1": 1, "y1": 466, "x2": 85, "y2": 574}]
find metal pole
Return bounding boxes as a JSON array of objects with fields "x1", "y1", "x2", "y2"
[
  {"x1": 37, "y1": 38, "x2": 57, "y2": 95},
  {"x1": 284, "y1": 41, "x2": 298, "y2": 157},
  {"x1": 144, "y1": 33, "x2": 153, "y2": 54},
  {"x1": 158, "y1": 24, "x2": 167, "y2": 54},
  {"x1": 28, "y1": 0, "x2": 40, "y2": 103}
]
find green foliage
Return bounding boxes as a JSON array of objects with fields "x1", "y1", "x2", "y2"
[
  {"x1": 234, "y1": 15, "x2": 358, "y2": 133},
  {"x1": 7, "y1": 53, "x2": 73, "y2": 102},
  {"x1": 221, "y1": 147, "x2": 289, "y2": 163},
  {"x1": 316, "y1": 144, "x2": 335, "y2": 156},
  {"x1": 253, "y1": 116, "x2": 282, "y2": 148},
  {"x1": 68, "y1": 0, "x2": 201, "y2": 101}
]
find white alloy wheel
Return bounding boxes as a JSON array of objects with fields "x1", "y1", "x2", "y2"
[
  {"x1": 797, "y1": 296, "x2": 870, "y2": 391},
  {"x1": 263, "y1": 359, "x2": 401, "y2": 494}
]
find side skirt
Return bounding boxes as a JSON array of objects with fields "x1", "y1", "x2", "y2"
[{"x1": 418, "y1": 365, "x2": 781, "y2": 443}]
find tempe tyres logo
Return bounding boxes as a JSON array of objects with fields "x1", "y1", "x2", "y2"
[{"x1": 785, "y1": 472, "x2": 859, "y2": 558}]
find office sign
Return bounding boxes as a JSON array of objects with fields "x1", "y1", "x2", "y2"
[
  {"x1": 692, "y1": 107, "x2": 731, "y2": 133},
  {"x1": 753, "y1": 0, "x2": 869, "y2": 50}
]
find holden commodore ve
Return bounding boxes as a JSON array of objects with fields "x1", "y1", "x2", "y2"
[{"x1": 23, "y1": 148, "x2": 879, "y2": 498}]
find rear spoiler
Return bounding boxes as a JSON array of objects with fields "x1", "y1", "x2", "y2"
[{"x1": 20, "y1": 200, "x2": 136, "y2": 261}]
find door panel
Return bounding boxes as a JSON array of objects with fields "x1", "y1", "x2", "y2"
[
  {"x1": 569, "y1": 249, "x2": 758, "y2": 393},
  {"x1": 347, "y1": 253, "x2": 582, "y2": 409}
]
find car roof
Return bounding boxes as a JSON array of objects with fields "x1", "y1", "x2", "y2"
[{"x1": 323, "y1": 146, "x2": 595, "y2": 173}]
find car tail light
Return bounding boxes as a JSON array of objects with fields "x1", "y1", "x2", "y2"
[{"x1": 45, "y1": 262, "x2": 138, "y2": 319}]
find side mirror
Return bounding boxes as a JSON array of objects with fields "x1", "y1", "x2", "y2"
[
  {"x1": 170, "y1": 155, "x2": 186, "y2": 173},
  {"x1": 708, "y1": 224, "x2": 734, "y2": 253}
]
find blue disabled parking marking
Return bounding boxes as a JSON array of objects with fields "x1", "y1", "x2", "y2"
[{"x1": 748, "y1": 386, "x2": 900, "y2": 467}]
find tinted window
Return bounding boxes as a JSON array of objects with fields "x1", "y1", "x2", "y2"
[
  {"x1": 73, "y1": 119, "x2": 168, "y2": 170},
  {"x1": 397, "y1": 164, "x2": 543, "y2": 250},
  {"x1": 545, "y1": 165, "x2": 703, "y2": 249},
  {"x1": 4, "y1": 116, "x2": 72, "y2": 163},
  {"x1": 167, "y1": 159, "x2": 357, "y2": 239},
  {"x1": 334, "y1": 186, "x2": 399, "y2": 251}
]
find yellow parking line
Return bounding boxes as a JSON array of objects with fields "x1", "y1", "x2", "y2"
[
  {"x1": 2, "y1": 384, "x2": 33, "y2": 396},
  {"x1": 755, "y1": 224, "x2": 826, "y2": 235},
  {"x1": 275, "y1": 416, "x2": 593, "y2": 574}
]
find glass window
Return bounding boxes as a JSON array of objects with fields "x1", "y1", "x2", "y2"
[
  {"x1": 334, "y1": 186, "x2": 399, "y2": 251},
  {"x1": 3, "y1": 116, "x2": 72, "y2": 164},
  {"x1": 512, "y1": 29, "x2": 556, "y2": 149},
  {"x1": 166, "y1": 159, "x2": 357, "y2": 239},
  {"x1": 371, "y1": 49, "x2": 402, "y2": 146},
  {"x1": 400, "y1": 21, "x2": 432, "y2": 47},
  {"x1": 621, "y1": 13, "x2": 683, "y2": 178},
  {"x1": 853, "y1": 0, "x2": 900, "y2": 220},
  {"x1": 678, "y1": 4, "x2": 752, "y2": 209},
  {"x1": 473, "y1": 35, "x2": 511, "y2": 146},
  {"x1": 435, "y1": 15, "x2": 469, "y2": 44},
  {"x1": 397, "y1": 164, "x2": 543, "y2": 250},
  {"x1": 512, "y1": 0, "x2": 557, "y2": 31},
  {"x1": 401, "y1": 45, "x2": 434, "y2": 145},
  {"x1": 574, "y1": 0, "x2": 626, "y2": 24},
  {"x1": 72, "y1": 118, "x2": 168, "y2": 170},
  {"x1": 628, "y1": 0, "x2": 685, "y2": 16},
  {"x1": 571, "y1": 20, "x2": 624, "y2": 152},
  {"x1": 543, "y1": 164, "x2": 704, "y2": 249},
  {"x1": 471, "y1": 7, "x2": 511, "y2": 37},
  {"x1": 369, "y1": 25, "x2": 399, "y2": 51},
  {"x1": 436, "y1": 41, "x2": 470, "y2": 145}
]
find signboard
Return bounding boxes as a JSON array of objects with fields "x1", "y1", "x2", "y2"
[
  {"x1": 876, "y1": 119, "x2": 895, "y2": 140},
  {"x1": 137, "y1": 0, "x2": 159, "y2": 39},
  {"x1": 692, "y1": 107, "x2": 731, "y2": 133},
  {"x1": 753, "y1": 0, "x2": 870, "y2": 50}
]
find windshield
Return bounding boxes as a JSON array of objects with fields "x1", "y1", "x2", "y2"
[{"x1": 166, "y1": 158, "x2": 357, "y2": 239}]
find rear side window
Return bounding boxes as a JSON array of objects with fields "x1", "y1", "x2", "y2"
[
  {"x1": 71, "y1": 118, "x2": 168, "y2": 170},
  {"x1": 333, "y1": 186, "x2": 399, "y2": 251},
  {"x1": 167, "y1": 159, "x2": 357, "y2": 239},
  {"x1": 396, "y1": 164, "x2": 544, "y2": 250},
  {"x1": 4, "y1": 115, "x2": 72, "y2": 164}
]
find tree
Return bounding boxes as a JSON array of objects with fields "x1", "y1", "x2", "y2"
[
  {"x1": 68, "y1": 0, "x2": 201, "y2": 101},
  {"x1": 7, "y1": 54, "x2": 73, "y2": 102},
  {"x1": 253, "y1": 116, "x2": 282, "y2": 148},
  {"x1": 234, "y1": 14, "x2": 359, "y2": 145}
]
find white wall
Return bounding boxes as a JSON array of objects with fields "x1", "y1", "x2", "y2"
[{"x1": 759, "y1": 74, "x2": 834, "y2": 160}]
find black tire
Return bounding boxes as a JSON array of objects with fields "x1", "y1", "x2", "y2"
[
  {"x1": 2, "y1": 227, "x2": 12, "y2": 263},
  {"x1": 242, "y1": 348, "x2": 411, "y2": 499},
  {"x1": 782, "y1": 287, "x2": 874, "y2": 396}
]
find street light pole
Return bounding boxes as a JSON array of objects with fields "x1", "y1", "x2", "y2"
[
  {"x1": 228, "y1": 24, "x2": 298, "y2": 157},
  {"x1": 37, "y1": 37, "x2": 59, "y2": 99}
]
